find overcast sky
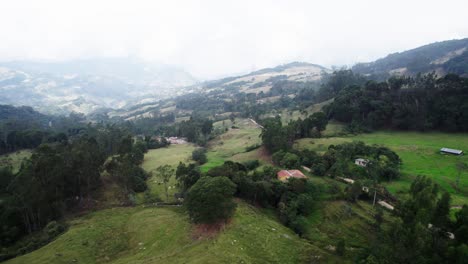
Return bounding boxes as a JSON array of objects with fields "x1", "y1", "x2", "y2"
[{"x1": 1, "y1": 0, "x2": 467, "y2": 79}]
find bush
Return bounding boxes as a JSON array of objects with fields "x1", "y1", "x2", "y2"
[
  {"x1": 44, "y1": 221, "x2": 65, "y2": 239},
  {"x1": 242, "y1": 160, "x2": 260, "y2": 170},
  {"x1": 192, "y1": 148, "x2": 207, "y2": 164}
]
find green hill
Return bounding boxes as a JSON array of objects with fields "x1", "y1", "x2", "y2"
[{"x1": 5, "y1": 202, "x2": 333, "y2": 264}]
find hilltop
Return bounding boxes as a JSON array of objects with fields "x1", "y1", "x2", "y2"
[{"x1": 353, "y1": 38, "x2": 468, "y2": 79}]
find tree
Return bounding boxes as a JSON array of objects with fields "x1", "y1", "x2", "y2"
[
  {"x1": 309, "y1": 112, "x2": 329, "y2": 135},
  {"x1": 346, "y1": 181, "x2": 363, "y2": 202},
  {"x1": 185, "y1": 176, "x2": 237, "y2": 224},
  {"x1": 156, "y1": 165, "x2": 174, "y2": 202},
  {"x1": 432, "y1": 192, "x2": 451, "y2": 229},
  {"x1": 192, "y1": 148, "x2": 207, "y2": 164},
  {"x1": 456, "y1": 162, "x2": 468, "y2": 191},
  {"x1": 175, "y1": 162, "x2": 201, "y2": 192}
]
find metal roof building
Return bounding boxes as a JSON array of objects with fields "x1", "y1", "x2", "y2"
[{"x1": 440, "y1": 148, "x2": 463, "y2": 155}]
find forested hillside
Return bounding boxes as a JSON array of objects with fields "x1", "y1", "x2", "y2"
[{"x1": 353, "y1": 38, "x2": 468, "y2": 79}]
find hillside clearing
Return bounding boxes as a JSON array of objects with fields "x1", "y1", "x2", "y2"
[
  {"x1": 202, "y1": 118, "x2": 263, "y2": 172},
  {"x1": 0, "y1": 150, "x2": 32, "y2": 173},
  {"x1": 140, "y1": 144, "x2": 196, "y2": 202}
]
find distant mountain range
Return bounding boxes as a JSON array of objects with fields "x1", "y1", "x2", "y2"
[
  {"x1": 0, "y1": 58, "x2": 197, "y2": 115},
  {"x1": 1, "y1": 38, "x2": 467, "y2": 116},
  {"x1": 353, "y1": 38, "x2": 468, "y2": 79},
  {"x1": 107, "y1": 62, "x2": 330, "y2": 120}
]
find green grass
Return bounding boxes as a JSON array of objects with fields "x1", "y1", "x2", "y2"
[
  {"x1": 6, "y1": 202, "x2": 333, "y2": 264},
  {"x1": 295, "y1": 131, "x2": 468, "y2": 205},
  {"x1": 0, "y1": 150, "x2": 32, "y2": 173},
  {"x1": 294, "y1": 137, "x2": 352, "y2": 153},
  {"x1": 352, "y1": 131, "x2": 468, "y2": 205},
  {"x1": 202, "y1": 118, "x2": 263, "y2": 172},
  {"x1": 140, "y1": 144, "x2": 196, "y2": 202}
]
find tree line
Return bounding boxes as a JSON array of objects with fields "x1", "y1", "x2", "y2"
[
  {"x1": 0, "y1": 125, "x2": 149, "y2": 261},
  {"x1": 324, "y1": 73, "x2": 468, "y2": 132}
]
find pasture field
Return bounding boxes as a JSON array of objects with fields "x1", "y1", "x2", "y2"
[
  {"x1": 6, "y1": 202, "x2": 332, "y2": 264},
  {"x1": 140, "y1": 144, "x2": 196, "y2": 202},
  {"x1": 0, "y1": 150, "x2": 32, "y2": 173},
  {"x1": 295, "y1": 130, "x2": 468, "y2": 205},
  {"x1": 202, "y1": 118, "x2": 263, "y2": 172}
]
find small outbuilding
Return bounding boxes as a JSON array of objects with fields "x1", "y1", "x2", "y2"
[
  {"x1": 440, "y1": 148, "x2": 463, "y2": 156},
  {"x1": 378, "y1": 200, "x2": 394, "y2": 211},
  {"x1": 355, "y1": 158, "x2": 369, "y2": 167},
  {"x1": 277, "y1": 170, "x2": 307, "y2": 182}
]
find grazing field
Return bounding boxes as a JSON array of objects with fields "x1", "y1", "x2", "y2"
[
  {"x1": 295, "y1": 131, "x2": 468, "y2": 205},
  {"x1": 6, "y1": 202, "x2": 332, "y2": 264},
  {"x1": 140, "y1": 144, "x2": 196, "y2": 202},
  {"x1": 202, "y1": 118, "x2": 263, "y2": 172},
  {"x1": 0, "y1": 150, "x2": 32, "y2": 173}
]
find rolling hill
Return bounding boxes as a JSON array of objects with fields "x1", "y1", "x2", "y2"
[
  {"x1": 108, "y1": 62, "x2": 330, "y2": 121},
  {"x1": 352, "y1": 38, "x2": 468, "y2": 79}
]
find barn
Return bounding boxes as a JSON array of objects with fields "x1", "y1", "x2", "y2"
[{"x1": 440, "y1": 148, "x2": 463, "y2": 155}]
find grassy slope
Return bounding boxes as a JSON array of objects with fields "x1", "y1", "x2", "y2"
[
  {"x1": 202, "y1": 118, "x2": 263, "y2": 172},
  {"x1": 0, "y1": 150, "x2": 32, "y2": 173},
  {"x1": 6, "y1": 202, "x2": 332, "y2": 264},
  {"x1": 140, "y1": 144, "x2": 196, "y2": 202},
  {"x1": 295, "y1": 129, "x2": 468, "y2": 205}
]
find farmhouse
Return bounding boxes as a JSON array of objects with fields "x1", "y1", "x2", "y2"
[
  {"x1": 277, "y1": 170, "x2": 307, "y2": 182},
  {"x1": 167, "y1": 137, "x2": 188, "y2": 144},
  {"x1": 355, "y1": 158, "x2": 369, "y2": 167},
  {"x1": 440, "y1": 147, "x2": 463, "y2": 155}
]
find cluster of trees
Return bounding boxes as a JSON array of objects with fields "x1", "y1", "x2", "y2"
[
  {"x1": 0, "y1": 125, "x2": 145, "y2": 260},
  {"x1": 0, "y1": 130, "x2": 68, "y2": 154},
  {"x1": 105, "y1": 139, "x2": 150, "y2": 194},
  {"x1": 176, "y1": 160, "x2": 319, "y2": 235},
  {"x1": 325, "y1": 73, "x2": 468, "y2": 132},
  {"x1": 0, "y1": 105, "x2": 94, "y2": 154},
  {"x1": 317, "y1": 142, "x2": 401, "y2": 182},
  {"x1": 364, "y1": 176, "x2": 468, "y2": 263},
  {"x1": 260, "y1": 112, "x2": 328, "y2": 152},
  {"x1": 0, "y1": 137, "x2": 104, "y2": 258},
  {"x1": 271, "y1": 141, "x2": 400, "y2": 191}
]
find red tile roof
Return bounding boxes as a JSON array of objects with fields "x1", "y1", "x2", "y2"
[{"x1": 277, "y1": 170, "x2": 306, "y2": 182}]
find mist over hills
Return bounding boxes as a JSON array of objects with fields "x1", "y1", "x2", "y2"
[
  {"x1": 0, "y1": 58, "x2": 197, "y2": 115},
  {"x1": 0, "y1": 38, "x2": 467, "y2": 117}
]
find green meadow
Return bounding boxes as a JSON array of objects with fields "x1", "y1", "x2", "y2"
[
  {"x1": 140, "y1": 144, "x2": 196, "y2": 202},
  {"x1": 6, "y1": 202, "x2": 332, "y2": 264},
  {"x1": 202, "y1": 118, "x2": 263, "y2": 172},
  {"x1": 295, "y1": 129, "x2": 468, "y2": 205}
]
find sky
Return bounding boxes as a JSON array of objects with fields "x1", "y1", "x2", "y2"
[{"x1": 1, "y1": 0, "x2": 467, "y2": 79}]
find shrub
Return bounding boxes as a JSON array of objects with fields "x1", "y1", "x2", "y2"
[
  {"x1": 192, "y1": 148, "x2": 207, "y2": 164},
  {"x1": 242, "y1": 160, "x2": 260, "y2": 170}
]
